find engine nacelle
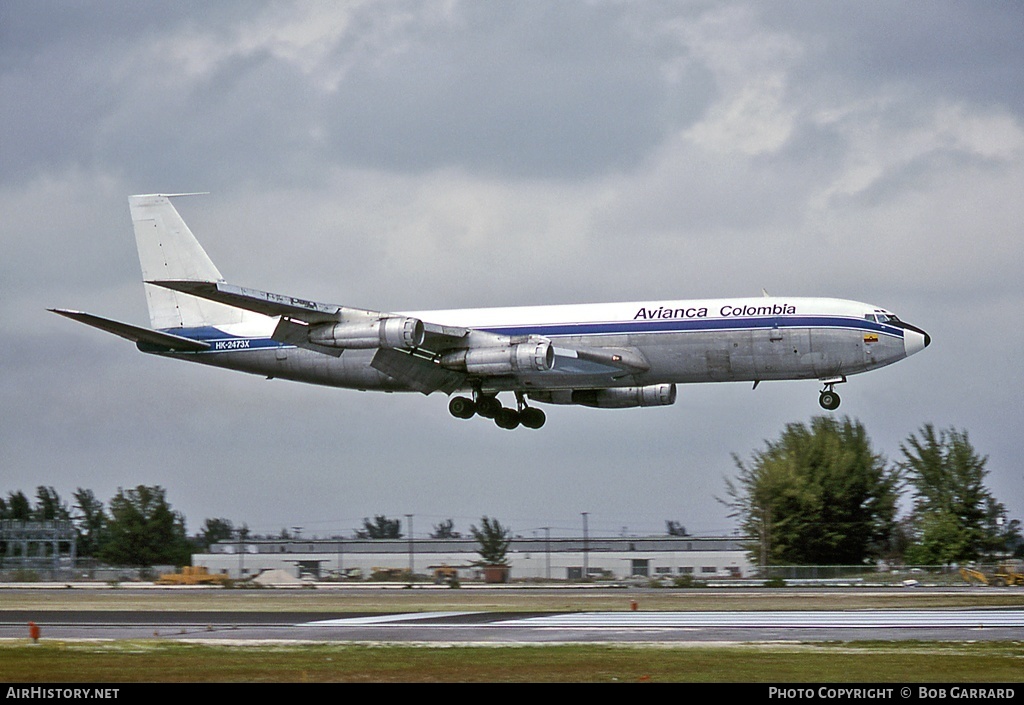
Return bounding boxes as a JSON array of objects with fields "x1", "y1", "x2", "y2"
[
  {"x1": 531, "y1": 384, "x2": 677, "y2": 409},
  {"x1": 440, "y1": 341, "x2": 554, "y2": 375},
  {"x1": 308, "y1": 316, "x2": 424, "y2": 350}
]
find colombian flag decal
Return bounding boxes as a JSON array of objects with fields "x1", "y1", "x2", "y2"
[{"x1": 864, "y1": 333, "x2": 879, "y2": 343}]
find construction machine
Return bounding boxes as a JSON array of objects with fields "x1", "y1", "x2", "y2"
[
  {"x1": 991, "y1": 564, "x2": 1024, "y2": 587},
  {"x1": 959, "y1": 564, "x2": 1024, "y2": 587},
  {"x1": 959, "y1": 567, "x2": 989, "y2": 586},
  {"x1": 156, "y1": 565, "x2": 232, "y2": 586}
]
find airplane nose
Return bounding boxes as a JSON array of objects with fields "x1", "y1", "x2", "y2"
[{"x1": 903, "y1": 325, "x2": 930, "y2": 356}]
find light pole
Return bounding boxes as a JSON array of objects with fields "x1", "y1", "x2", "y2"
[
  {"x1": 237, "y1": 528, "x2": 245, "y2": 579},
  {"x1": 405, "y1": 514, "x2": 414, "y2": 582},
  {"x1": 581, "y1": 512, "x2": 589, "y2": 581},
  {"x1": 543, "y1": 527, "x2": 551, "y2": 580},
  {"x1": 342, "y1": 532, "x2": 350, "y2": 577}
]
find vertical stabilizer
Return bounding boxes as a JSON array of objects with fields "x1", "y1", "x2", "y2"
[{"x1": 130, "y1": 194, "x2": 255, "y2": 330}]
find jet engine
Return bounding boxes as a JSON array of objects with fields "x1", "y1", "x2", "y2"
[
  {"x1": 531, "y1": 384, "x2": 677, "y2": 409},
  {"x1": 440, "y1": 340, "x2": 554, "y2": 375},
  {"x1": 308, "y1": 317, "x2": 425, "y2": 350}
]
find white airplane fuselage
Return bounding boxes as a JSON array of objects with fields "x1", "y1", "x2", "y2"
[
  {"x1": 158, "y1": 296, "x2": 926, "y2": 395},
  {"x1": 54, "y1": 194, "x2": 930, "y2": 429}
]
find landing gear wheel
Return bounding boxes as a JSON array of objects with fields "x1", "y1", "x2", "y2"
[
  {"x1": 475, "y1": 396, "x2": 501, "y2": 419},
  {"x1": 519, "y1": 407, "x2": 546, "y2": 429},
  {"x1": 494, "y1": 407, "x2": 521, "y2": 429},
  {"x1": 448, "y1": 396, "x2": 476, "y2": 419},
  {"x1": 819, "y1": 390, "x2": 841, "y2": 411}
]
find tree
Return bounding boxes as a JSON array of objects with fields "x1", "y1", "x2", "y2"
[
  {"x1": 5, "y1": 491, "x2": 32, "y2": 521},
  {"x1": 722, "y1": 416, "x2": 901, "y2": 566},
  {"x1": 72, "y1": 488, "x2": 108, "y2": 558},
  {"x1": 430, "y1": 519, "x2": 461, "y2": 539},
  {"x1": 899, "y1": 424, "x2": 1019, "y2": 564},
  {"x1": 99, "y1": 485, "x2": 191, "y2": 567},
  {"x1": 470, "y1": 516, "x2": 511, "y2": 566},
  {"x1": 356, "y1": 515, "x2": 402, "y2": 539},
  {"x1": 195, "y1": 518, "x2": 235, "y2": 551},
  {"x1": 34, "y1": 486, "x2": 70, "y2": 521},
  {"x1": 666, "y1": 520, "x2": 688, "y2": 536}
]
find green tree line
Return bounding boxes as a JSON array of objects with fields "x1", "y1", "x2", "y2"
[
  {"x1": 4, "y1": 419, "x2": 1020, "y2": 569},
  {"x1": 0, "y1": 485, "x2": 236, "y2": 568},
  {"x1": 722, "y1": 418, "x2": 1022, "y2": 566}
]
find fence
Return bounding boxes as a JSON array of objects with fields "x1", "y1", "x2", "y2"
[
  {"x1": 749, "y1": 563, "x2": 1015, "y2": 586},
  {"x1": 1, "y1": 562, "x2": 1017, "y2": 586}
]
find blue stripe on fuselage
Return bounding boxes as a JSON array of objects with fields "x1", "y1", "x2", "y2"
[
  {"x1": 156, "y1": 326, "x2": 283, "y2": 353},
  {"x1": 158, "y1": 316, "x2": 903, "y2": 351},
  {"x1": 478, "y1": 315, "x2": 905, "y2": 340}
]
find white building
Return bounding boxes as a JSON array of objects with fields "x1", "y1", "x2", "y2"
[{"x1": 195, "y1": 535, "x2": 752, "y2": 582}]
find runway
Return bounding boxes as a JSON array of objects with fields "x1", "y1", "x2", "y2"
[{"x1": 3, "y1": 608, "x2": 1023, "y2": 643}]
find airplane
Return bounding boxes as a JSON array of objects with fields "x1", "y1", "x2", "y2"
[{"x1": 51, "y1": 194, "x2": 931, "y2": 430}]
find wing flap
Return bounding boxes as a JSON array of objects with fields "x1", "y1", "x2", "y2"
[{"x1": 371, "y1": 348, "x2": 466, "y2": 395}]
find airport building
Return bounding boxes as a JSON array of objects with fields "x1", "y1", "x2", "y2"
[{"x1": 195, "y1": 535, "x2": 753, "y2": 582}]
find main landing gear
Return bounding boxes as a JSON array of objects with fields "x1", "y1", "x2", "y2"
[
  {"x1": 818, "y1": 377, "x2": 845, "y2": 411},
  {"x1": 448, "y1": 391, "x2": 546, "y2": 430}
]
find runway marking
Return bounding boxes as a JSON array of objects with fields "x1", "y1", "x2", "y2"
[
  {"x1": 305, "y1": 612, "x2": 476, "y2": 626},
  {"x1": 495, "y1": 610, "x2": 1024, "y2": 628},
  {"x1": 300, "y1": 610, "x2": 1024, "y2": 629}
]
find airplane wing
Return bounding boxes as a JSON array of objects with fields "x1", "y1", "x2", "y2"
[
  {"x1": 149, "y1": 280, "x2": 473, "y2": 348},
  {"x1": 148, "y1": 280, "x2": 347, "y2": 324},
  {"x1": 149, "y1": 280, "x2": 475, "y2": 393},
  {"x1": 48, "y1": 309, "x2": 211, "y2": 352}
]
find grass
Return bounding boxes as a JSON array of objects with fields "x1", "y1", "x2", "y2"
[
  {"x1": 1, "y1": 640, "x2": 1022, "y2": 683},
  {"x1": 2, "y1": 585, "x2": 1022, "y2": 683}
]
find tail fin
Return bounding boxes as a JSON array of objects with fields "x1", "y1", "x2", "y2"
[{"x1": 129, "y1": 194, "x2": 257, "y2": 330}]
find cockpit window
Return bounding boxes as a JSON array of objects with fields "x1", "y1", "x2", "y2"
[
  {"x1": 866, "y1": 311, "x2": 905, "y2": 325},
  {"x1": 871, "y1": 312, "x2": 902, "y2": 324}
]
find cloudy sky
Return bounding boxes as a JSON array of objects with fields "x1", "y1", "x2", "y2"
[{"x1": 2, "y1": 1, "x2": 1022, "y2": 541}]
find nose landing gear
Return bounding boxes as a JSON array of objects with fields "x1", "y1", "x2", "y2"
[
  {"x1": 818, "y1": 376, "x2": 846, "y2": 411},
  {"x1": 819, "y1": 389, "x2": 841, "y2": 410}
]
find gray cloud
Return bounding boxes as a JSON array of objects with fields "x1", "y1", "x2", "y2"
[{"x1": 2, "y1": 1, "x2": 1022, "y2": 538}]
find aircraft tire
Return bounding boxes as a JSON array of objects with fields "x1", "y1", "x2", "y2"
[
  {"x1": 476, "y1": 396, "x2": 501, "y2": 419},
  {"x1": 818, "y1": 391, "x2": 841, "y2": 411},
  {"x1": 448, "y1": 396, "x2": 476, "y2": 419},
  {"x1": 494, "y1": 408, "x2": 520, "y2": 429},
  {"x1": 520, "y1": 407, "x2": 546, "y2": 429}
]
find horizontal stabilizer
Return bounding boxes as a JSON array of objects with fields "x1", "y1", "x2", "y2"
[{"x1": 49, "y1": 309, "x2": 210, "y2": 351}]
